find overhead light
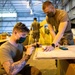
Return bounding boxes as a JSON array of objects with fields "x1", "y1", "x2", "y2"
[
  {"x1": 27, "y1": 1, "x2": 30, "y2": 8},
  {"x1": 0, "y1": 13, "x2": 17, "y2": 17},
  {"x1": 30, "y1": 9, "x2": 33, "y2": 15},
  {"x1": 21, "y1": 1, "x2": 30, "y2": 8}
]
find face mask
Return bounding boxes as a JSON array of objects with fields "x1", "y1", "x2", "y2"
[
  {"x1": 47, "y1": 12, "x2": 54, "y2": 17},
  {"x1": 16, "y1": 37, "x2": 26, "y2": 43}
]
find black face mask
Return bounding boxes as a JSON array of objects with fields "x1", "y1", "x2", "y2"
[
  {"x1": 47, "y1": 12, "x2": 54, "y2": 17},
  {"x1": 16, "y1": 37, "x2": 26, "y2": 43}
]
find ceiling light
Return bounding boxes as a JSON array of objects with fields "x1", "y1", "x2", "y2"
[
  {"x1": 30, "y1": 9, "x2": 33, "y2": 15},
  {"x1": 27, "y1": 1, "x2": 30, "y2": 8},
  {"x1": 0, "y1": 13, "x2": 17, "y2": 17}
]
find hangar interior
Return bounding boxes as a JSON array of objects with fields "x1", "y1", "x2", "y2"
[{"x1": 0, "y1": 0, "x2": 75, "y2": 75}]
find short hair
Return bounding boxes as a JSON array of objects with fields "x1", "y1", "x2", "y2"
[
  {"x1": 34, "y1": 18, "x2": 37, "y2": 21},
  {"x1": 13, "y1": 22, "x2": 29, "y2": 32},
  {"x1": 42, "y1": 1, "x2": 53, "y2": 10}
]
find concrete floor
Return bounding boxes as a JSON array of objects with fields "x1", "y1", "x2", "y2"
[{"x1": 27, "y1": 51, "x2": 57, "y2": 75}]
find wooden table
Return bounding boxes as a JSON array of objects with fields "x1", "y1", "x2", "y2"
[{"x1": 33, "y1": 45, "x2": 75, "y2": 75}]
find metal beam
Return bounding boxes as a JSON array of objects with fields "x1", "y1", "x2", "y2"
[{"x1": 0, "y1": 20, "x2": 43, "y2": 22}]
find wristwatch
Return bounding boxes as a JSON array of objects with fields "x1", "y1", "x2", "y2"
[{"x1": 51, "y1": 43, "x2": 55, "y2": 48}]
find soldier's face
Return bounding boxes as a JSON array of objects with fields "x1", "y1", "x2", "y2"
[{"x1": 43, "y1": 5, "x2": 55, "y2": 17}]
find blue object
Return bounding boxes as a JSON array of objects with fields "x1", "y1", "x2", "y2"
[{"x1": 59, "y1": 46, "x2": 68, "y2": 50}]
